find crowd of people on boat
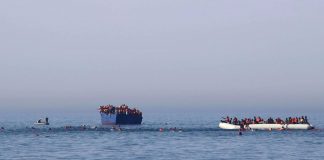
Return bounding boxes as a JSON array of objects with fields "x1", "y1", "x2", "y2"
[
  {"x1": 99, "y1": 104, "x2": 142, "y2": 116},
  {"x1": 221, "y1": 116, "x2": 309, "y2": 125}
]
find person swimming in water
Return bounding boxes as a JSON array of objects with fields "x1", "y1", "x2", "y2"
[{"x1": 111, "y1": 125, "x2": 121, "y2": 131}]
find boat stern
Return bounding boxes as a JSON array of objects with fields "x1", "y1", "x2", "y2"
[
  {"x1": 219, "y1": 122, "x2": 240, "y2": 130},
  {"x1": 100, "y1": 112, "x2": 117, "y2": 125}
]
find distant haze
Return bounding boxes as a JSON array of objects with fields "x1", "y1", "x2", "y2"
[{"x1": 1, "y1": 1, "x2": 324, "y2": 113}]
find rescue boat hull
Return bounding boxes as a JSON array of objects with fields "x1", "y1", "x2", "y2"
[
  {"x1": 100, "y1": 112, "x2": 142, "y2": 125},
  {"x1": 219, "y1": 122, "x2": 314, "y2": 130}
]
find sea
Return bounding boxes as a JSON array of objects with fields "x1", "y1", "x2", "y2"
[{"x1": 0, "y1": 111, "x2": 324, "y2": 160}]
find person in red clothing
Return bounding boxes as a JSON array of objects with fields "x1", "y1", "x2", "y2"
[{"x1": 233, "y1": 117, "x2": 238, "y2": 125}]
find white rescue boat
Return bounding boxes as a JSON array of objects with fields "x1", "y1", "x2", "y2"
[{"x1": 219, "y1": 122, "x2": 314, "y2": 130}]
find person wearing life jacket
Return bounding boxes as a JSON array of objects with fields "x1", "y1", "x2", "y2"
[
  {"x1": 298, "y1": 116, "x2": 303, "y2": 124},
  {"x1": 255, "y1": 117, "x2": 259, "y2": 124},
  {"x1": 276, "y1": 118, "x2": 282, "y2": 124},
  {"x1": 226, "y1": 116, "x2": 230, "y2": 123},
  {"x1": 233, "y1": 117, "x2": 238, "y2": 125},
  {"x1": 267, "y1": 117, "x2": 273, "y2": 124},
  {"x1": 245, "y1": 118, "x2": 248, "y2": 124},
  {"x1": 294, "y1": 117, "x2": 298, "y2": 124}
]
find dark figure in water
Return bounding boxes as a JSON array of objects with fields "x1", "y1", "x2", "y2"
[
  {"x1": 240, "y1": 123, "x2": 244, "y2": 130},
  {"x1": 238, "y1": 126, "x2": 244, "y2": 135}
]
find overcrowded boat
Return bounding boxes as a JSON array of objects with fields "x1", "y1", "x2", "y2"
[
  {"x1": 99, "y1": 104, "x2": 142, "y2": 125},
  {"x1": 219, "y1": 116, "x2": 314, "y2": 130}
]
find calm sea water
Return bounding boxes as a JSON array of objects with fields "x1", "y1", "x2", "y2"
[{"x1": 0, "y1": 112, "x2": 324, "y2": 160}]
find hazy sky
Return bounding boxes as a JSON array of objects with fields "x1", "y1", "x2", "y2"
[{"x1": 1, "y1": 1, "x2": 324, "y2": 113}]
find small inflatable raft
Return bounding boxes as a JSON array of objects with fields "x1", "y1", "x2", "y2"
[{"x1": 219, "y1": 122, "x2": 314, "y2": 130}]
